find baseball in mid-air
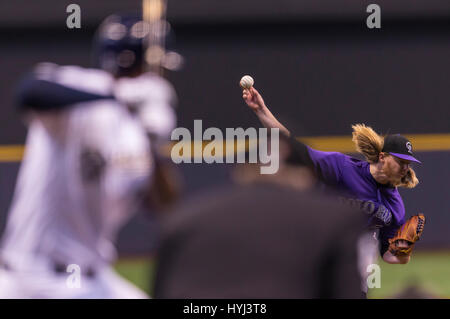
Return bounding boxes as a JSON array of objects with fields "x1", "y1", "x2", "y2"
[{"x1": 240, "y1": 75, "x2": 254, "y2": 89}]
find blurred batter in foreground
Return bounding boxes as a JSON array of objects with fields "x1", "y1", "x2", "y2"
[{"x1": 0, "y1": 14, "x2": 178, "y2": 298}]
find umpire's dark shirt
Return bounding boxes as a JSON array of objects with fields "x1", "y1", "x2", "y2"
[{"x1": 154, "y1": 183, "x2": 364, "y2": 299}]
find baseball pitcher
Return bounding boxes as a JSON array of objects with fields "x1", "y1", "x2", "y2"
[{"x1": 242, "y1": 87, "x2": 425, "y2": 294}]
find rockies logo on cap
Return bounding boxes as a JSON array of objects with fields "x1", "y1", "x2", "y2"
[
  {"x1": 406, "y1": 142, "x2": 412, "y2": 154},
  {"x1": 382, "y1": 134, "x2": 421, "y2": 164}
]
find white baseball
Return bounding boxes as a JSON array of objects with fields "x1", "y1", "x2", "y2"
[{"x1": 240, "y1": 75, "x2": 254, "y2": 89}]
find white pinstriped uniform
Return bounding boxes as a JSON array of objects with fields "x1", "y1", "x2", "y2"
[{"x1": 0, "y1": 64, "x2": 176, "y2": 298}]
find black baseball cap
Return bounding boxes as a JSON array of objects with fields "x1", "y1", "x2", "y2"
[{"x1": 382, "y1": 134, "x2": 421, "y2": 164}]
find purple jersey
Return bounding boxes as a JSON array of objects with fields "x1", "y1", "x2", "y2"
[{"x1": 307, "y1": 147, "x2": 405, "y2": 250}]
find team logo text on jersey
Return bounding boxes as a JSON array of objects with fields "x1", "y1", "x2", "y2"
[
  {"x1": 80, "y1": 149, "x2": 106, "y2": 183},
  {"x1": 338, "y1": 197, "x2": 392, "y2": 226},
  {"x1": 171, "y1": 120, "x2": 280, "y2": 174}
]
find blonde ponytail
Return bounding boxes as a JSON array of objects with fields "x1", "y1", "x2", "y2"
[{"x1": 351, "y1": 124, "x2": 384, "y2": 163}]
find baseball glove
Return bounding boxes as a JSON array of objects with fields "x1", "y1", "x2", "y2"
[{"x1": 388, "y1": 214, "x2": 425, "y2": 257}]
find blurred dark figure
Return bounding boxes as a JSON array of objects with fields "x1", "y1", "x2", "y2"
[{"x1": 153, "y1": 136, "x2": 365, "y2": 298}]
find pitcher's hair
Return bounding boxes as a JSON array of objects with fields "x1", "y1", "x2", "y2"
[
  {"x1": 351, "y1": 124, "x2": 384, "y2": 163},
  {"x1": 396, "y1": 167, "x2": 419, "y2": 188}
]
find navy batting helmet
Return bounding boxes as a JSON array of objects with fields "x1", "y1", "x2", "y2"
[{"x1": 93, "y1": 13, "x2": 181, "y2": 77}]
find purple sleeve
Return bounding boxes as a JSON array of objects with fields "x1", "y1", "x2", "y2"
[
  {"x1": 306, "y1": 146, "x2": 346, "y2": 185},
  {"x1": 377, "y1": 189, "x2": 406, "y2": 255}
]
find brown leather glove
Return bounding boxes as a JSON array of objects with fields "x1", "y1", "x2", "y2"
[{"x1": 388, "y1": 214, "x2": 425, "y2": 257}]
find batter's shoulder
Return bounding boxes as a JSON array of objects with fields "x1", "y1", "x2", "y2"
[
  {"x1": 33, "y1": 63, "x2": 114, "y2": 95},
  {"x1": 16, "y1": 63, "x2": 115, "y2": 112}
]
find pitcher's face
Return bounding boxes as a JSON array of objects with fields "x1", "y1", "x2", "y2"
[{"x1": 382, "y1": 154, "x2": 411, "y2": 185}]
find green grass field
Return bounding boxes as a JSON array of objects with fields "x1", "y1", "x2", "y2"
[
  {"x1": 368, "y1": 251, "x2": 450, "y2": 298},
  {"x1": 114, "y1": 251, "x2": 450, "y2": 298}
]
